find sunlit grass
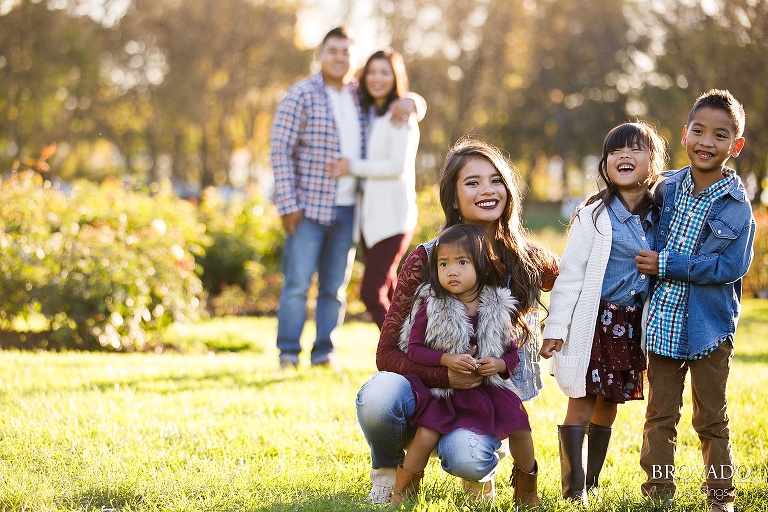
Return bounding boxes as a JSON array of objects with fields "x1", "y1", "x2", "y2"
[{"x1": 0, "y1": 301, "x2": 766, "y2": 511}]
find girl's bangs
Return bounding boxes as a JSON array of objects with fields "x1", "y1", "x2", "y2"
[{"x1": 604, "y1": 124, "x2": 649, "y2": 152}]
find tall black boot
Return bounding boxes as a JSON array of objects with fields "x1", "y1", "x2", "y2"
[
  {"x1": 558, "y1": 424, "x2": 588, "y2": 506},
  {"x1": 586, "y1": 423, "x2": 612, "y2": 491}
]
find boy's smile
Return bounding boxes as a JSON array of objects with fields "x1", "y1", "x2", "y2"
[{"x1": 682, "y1": 107, "x2": 744, "y2": 181}]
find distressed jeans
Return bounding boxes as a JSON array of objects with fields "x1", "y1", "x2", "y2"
[{"x1": 356, "y1": 371, "x2": 504, "y2": 482}]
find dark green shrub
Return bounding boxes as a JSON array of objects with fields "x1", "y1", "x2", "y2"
[
  {"x1": 0, "y1": 172, "x2": 205, "y2": 350},
  {"x1": 196, "y1": 187, "x2": 283, "y2": 315}
]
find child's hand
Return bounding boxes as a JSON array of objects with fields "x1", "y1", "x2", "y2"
[
  {"x1": 636, "y1": 250, "x2": 659, "y2": 276},
  {"x1": 540, "y1": 338, "x2": 563, "y2": 359},
  {"x1": 475, "y1": 357, "x2": 505, "y2": 376},
  {"x1": 440, "y1": 352, "x2": 477, "y2": 374}
]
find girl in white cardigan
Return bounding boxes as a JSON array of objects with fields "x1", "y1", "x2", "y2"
[{"x1": 539, "y1": 122, "x2": 667, "y2": 505}]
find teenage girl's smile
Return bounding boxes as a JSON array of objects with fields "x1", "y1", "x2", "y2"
[{"x1": 456, "y1": 158, "x2": 508, "y2": 232}]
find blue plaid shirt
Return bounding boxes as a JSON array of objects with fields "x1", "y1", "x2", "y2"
[
  {"x1": 647, "y1": 169, "x2": 736, "y2": 359},
  {"x1": 270, "y1": 73, "x2": 367, "y2": 225}
]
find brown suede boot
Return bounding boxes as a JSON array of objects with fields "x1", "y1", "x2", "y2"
[
  {"x1": 509, "y1": 460, "x2": 541, "y2": 505},
  {"x1": 390, "y1": 465, "x2": 424, "y2": 505}
]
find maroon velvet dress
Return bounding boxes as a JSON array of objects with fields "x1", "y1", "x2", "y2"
[{"x1": 404, "y1": 301, "x2": 530, "y2": 438}]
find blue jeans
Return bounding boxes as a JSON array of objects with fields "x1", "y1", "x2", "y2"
[
  {"x1": 276, "y1": 206, "x2": 355, "y2": 364},
  {"x1": 356, "y1": 372, "x2": 502, "y2": 482}
]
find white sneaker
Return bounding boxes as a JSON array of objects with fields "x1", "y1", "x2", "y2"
[{"x1": 367, "y1": 467, "x2": 397, "y2": 504}]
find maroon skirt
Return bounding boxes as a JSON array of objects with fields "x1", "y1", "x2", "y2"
[
  {"x1": 405, "y1": 374, "x2": 530, "y2": 438},
  {"x1": 585, "y1": 300, "x2": 646, "y2": 403}
]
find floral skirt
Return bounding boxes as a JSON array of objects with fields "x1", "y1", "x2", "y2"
[{"x1": 586, "y1": 300, "x2": 646, "y2": 403}]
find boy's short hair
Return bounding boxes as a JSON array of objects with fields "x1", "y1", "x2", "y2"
[
  {"x1": 687, "y1": 89, "x2": 746, "y2": 138},
  {"x1": 321, "y1": 27, "x2": 354, "y2": 47}
]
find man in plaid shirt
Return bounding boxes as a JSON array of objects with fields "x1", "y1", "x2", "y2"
[
  {"x1": 635, "y1": 90, "x2": 755, "y2": 512},
  {"x1": 271, "y1": 27, "x2": 419, "y2": 370}
]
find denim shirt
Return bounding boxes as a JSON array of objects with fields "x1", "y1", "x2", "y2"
[
  {"x1": 649, "y1": 167, "x2": 756, "y2": 358},
  {"x1": 601, "y1": 196, "x2": 656, "y2": 307}
]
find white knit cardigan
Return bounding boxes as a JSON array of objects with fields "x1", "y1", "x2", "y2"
[
  {"x1": 351, "y1": 114, "x2": 419, "y2": 247},
  {"x1": 542, "y1": 201, "x2": 612, "y2": 398}
]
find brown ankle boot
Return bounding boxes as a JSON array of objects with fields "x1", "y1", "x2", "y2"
[
  {"x1": 390, "y1": 465, "x2": 424, "y2": 505},
  {"x1": 509, "y1": 460, "x2": 541, "y2": 505}
]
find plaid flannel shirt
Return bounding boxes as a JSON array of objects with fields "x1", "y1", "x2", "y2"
[
  {"x1": 270, "y1": 72, "x2": 366, "y2": 225},
  {"x1": 646, "y1": 169, "x2": 736, "y2": 359}
]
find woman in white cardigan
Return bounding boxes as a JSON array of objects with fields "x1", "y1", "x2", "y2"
[
  {"x1": 326, "y1": 49, "x2": 420, "y2": 329},
  {"x1": 539, "y1": 122, "x2": 667, "y2": 506}
]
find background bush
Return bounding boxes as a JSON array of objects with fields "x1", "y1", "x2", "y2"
[
  {"x1": 195, "y1": 187, "x2": 283, "y2": 316},
  {"x1": 0, "y1": 171, "x2": 762, "y2": 352},
  {"x1": 0, "y1": 172, "x2": 205, "y2": 350},
  {"x1": 744, "y1": 206, "x2": 768, "y2": 298}
]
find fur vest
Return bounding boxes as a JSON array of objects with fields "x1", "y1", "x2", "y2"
[{"x1": 399, "y1": 285, "x2": 519, "y2": 398}]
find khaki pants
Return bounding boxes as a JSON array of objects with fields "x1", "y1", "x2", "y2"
[{"x1": 640, "y1": 341, "x2": 735, "y2": 503}]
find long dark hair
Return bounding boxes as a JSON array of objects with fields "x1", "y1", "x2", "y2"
[
  {"x1": 437, "y1": 137, "x2": 557, "y2": 345},
  {"x1": 581, "y1": 121, "x2": 667, "y2": 226},
  {"x1": 425, "y1": 224, "x2": 506, "y2": 301},
  {"x1": 358, "y1": 49, "x2": 409, "y2": 116}
]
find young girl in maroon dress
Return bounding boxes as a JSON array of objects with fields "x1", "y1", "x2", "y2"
[{"x1": 390, "y1": 223, "x2": 536, "y2": 505}]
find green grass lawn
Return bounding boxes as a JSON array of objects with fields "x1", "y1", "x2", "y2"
[{"x1": 1, "y1": 301, "x2": 767, "y2": 511}]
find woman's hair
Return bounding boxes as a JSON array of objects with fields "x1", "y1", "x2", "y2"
[
  {"x1": 581, "y1": 121, "x2": 668, "y2": 225},
  {"x1": 358, "y1": 48, "x2": 409, "y2": 116},
  {"x1": 425, "y1": 224, "x2": 506, "y2": 301},
  {"x1": 437, "y1": 137, "x2": 556, "y2": 345}
]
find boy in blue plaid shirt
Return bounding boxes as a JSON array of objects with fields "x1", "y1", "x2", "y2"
[{"x1": 635, "y1": 90, "x2": 756, "y2": 512}]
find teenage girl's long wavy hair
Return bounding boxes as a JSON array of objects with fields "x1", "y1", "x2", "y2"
[
  {"x1": 437, "y1": 137, "x2": 554, "y2": 345},
  {"x1": 425, "y1": 224, "x2": 506, "y2": 302},
  {"x1": 580, "y1": 121, "x2": 668, "y2": 228}
]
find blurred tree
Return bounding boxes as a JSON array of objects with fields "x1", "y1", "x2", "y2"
[
  {"x1": 124, "y1": 0, "x2": 310, "y2": 188},
  {"x1": 2, "y1": 0, "x2": 766, "y2": 204},
  {"x1": 503, "y1": 0, "x2": 633, "y2": 199},
  {"x1": 0, "y1": 1, "x2": 116, "y2": 176},
  {"x1": 630, "y1": 0, "x2": 768, "y2": 203},
  {"x1": 372, "y1": 0, "x2": 531, "y2": 188},
  {"x1": 0, "y1": 0, "x2": 308, "y2": 190},
  {"x1": 373, "y1": 0, "x2": 633, "y2": 199}
]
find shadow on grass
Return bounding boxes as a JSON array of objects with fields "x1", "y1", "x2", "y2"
[
  {"x1": 734, "y1": 352, "x2": 768, "y2": 364},
  {"x1": 61, "y1": 489, "x2": 147, "y2": 512},
  {"x1": 19, "y1": 365, "x2": 309, "y2": 396},
  {"x1": 253, "y1": 495, "x2": 375, "y2": 512}
]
